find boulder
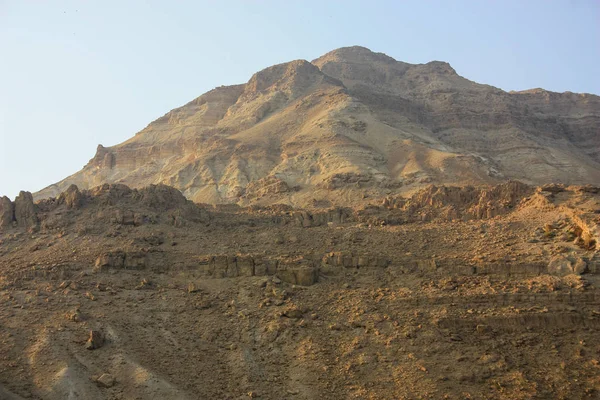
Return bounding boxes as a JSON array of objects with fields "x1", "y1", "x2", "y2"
[
  {"x1": 548, "y1": 255, "x2": 573, "y2": 276},
  {"x1": 96, "y1": 373, "x2": 115, "y2": 388},
  {"x1": 14, "y1": 191, "x2": 38, "y2": 228},
  {"x1": 86, "y1": 330, "x2": 104, "y2": 350},
  {"x1": 187, "y1": 282, "x2": 200, "y2": 293}
]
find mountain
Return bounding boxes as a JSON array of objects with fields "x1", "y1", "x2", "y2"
[{"x1": 35, "y1": 46, "x2": 600, "y2": 205}]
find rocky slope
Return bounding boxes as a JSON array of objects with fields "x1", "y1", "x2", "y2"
[
  {"x1": 34, "y1": 46, "x2": 600, "y2": 206},
  {"x1": 1, "y1": 182, "x2": 600, "y2": 399}
]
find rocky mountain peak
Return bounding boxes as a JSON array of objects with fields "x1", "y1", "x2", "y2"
[
  {"x1": 312, "y1": 45, "x2": 397, "y2": 66},
  {"x1": 420, "y1": 60, "x2": 457, "y2": 75}
]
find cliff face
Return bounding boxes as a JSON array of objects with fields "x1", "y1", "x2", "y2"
[{"x1": 35, "y1": 46, "x2": 600, "y2": 206}]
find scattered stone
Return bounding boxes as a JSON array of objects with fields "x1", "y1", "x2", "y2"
[
  {"x1": 476, "y1": 324, "x2": 490, "y2": 335},
  {"x1": 188, "y1": 282, "x2": 200, "y2": 293},
  {"x1": 66, "y1": 308, "x2": 83, "y2": 322},
  {"x1": 58, "y1": 281, "x2": 71, "y2": 289},
  {"x1": 136, "y1": 278, "x2": 152, "y2": 290},
  {"x1": 96, "y1": 373, "x2": 115, "y2": 388},
  {"x1": 96, "y1": 282, "x2": 108, "y2": 292},
  {"x1": 257, "y1": 279, "x2": 268, "y2": 288},
  {"x1": 86, "y1": 330, "x2": 105, "y2": 350},
  {"x1": 283, "y1": 308, "x2": 304, "y2": 319}
]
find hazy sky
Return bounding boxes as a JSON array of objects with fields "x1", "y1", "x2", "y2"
[{"x1": 1, "y1": 0, "x2": 599, "y2": 199}]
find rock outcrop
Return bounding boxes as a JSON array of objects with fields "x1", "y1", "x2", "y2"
[
  {"x1": 1, "y1": 192, "x2": 40, "y2": 229},
  {"x1": 35, "y1": 184, "x2": 211, "y2": 233},
  {"x1": 58, "y1": 184, "x2": 84, "y2": 209},
  {"x1": 0, "y1": 196, "x2": 13, "y2": 228},
  {"x1": 382, "y1": 181, "x2": 534, "y2": 222},
  {"x1": 14, "y1": 191, "x2": 37, "y2": 229}
]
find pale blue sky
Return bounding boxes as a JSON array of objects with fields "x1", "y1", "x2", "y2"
[{"x1": 1, "y1": 0, "x2": 599, "y2": 199}]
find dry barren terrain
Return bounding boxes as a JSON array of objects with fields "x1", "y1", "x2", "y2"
[{"x1": 1, "y1": 182, "x2": 599, "y2": 399}]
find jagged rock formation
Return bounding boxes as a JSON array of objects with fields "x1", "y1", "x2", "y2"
[
  {"x1": 0, "y1": 192, "x2": 38, "y2": 230},
  {"x1": 33, "y1": 46, "x2": 600, "y2": 206}
]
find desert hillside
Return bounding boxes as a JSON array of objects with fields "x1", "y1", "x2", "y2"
[
  {"x1": 34, "y1": 46, "x2": 600, "y2": 206},
  {"x1": 1, "y1": 182, "x2": 600, "y2": 398}
]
